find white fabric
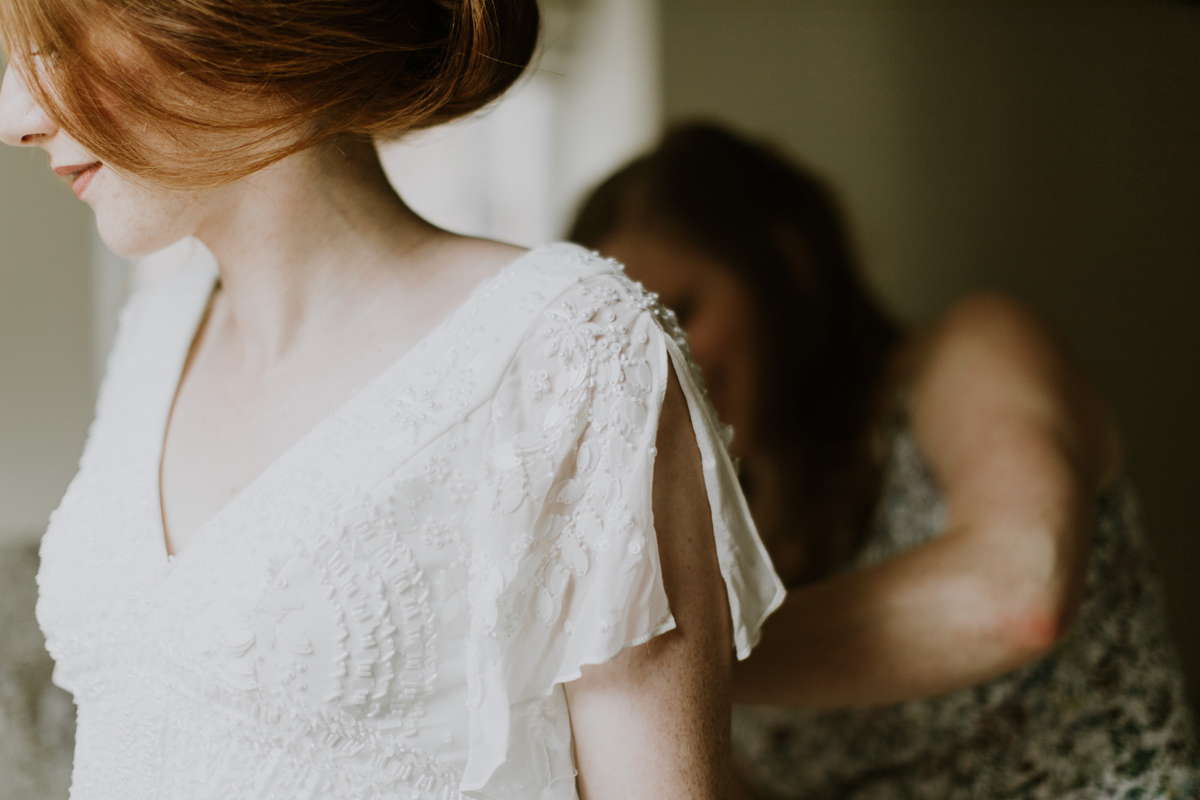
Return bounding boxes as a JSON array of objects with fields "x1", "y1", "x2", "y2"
[{"x1": 37, "y1": 243, "x2": 785, "y2": 800}]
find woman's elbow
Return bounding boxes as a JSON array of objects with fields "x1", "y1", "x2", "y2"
[{"x1": 994, "y1": 584, "x2": 1082, "y2": 664}]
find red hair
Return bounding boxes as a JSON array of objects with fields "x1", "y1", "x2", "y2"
[{"x1": 0, "y1": 0, "x2": 540, "y2": 187}]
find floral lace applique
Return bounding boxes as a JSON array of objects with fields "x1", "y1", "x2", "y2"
[{"x1": 37, "y1": 243, "x2": 784, "y2": 800}]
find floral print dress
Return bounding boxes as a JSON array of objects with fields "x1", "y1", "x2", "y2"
[{"x1": 732, "y1": 429, "x2": 1198, "y2": 799}]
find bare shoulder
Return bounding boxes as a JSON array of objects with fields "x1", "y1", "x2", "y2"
[
  {"x1": 909, "y1": 291, "x2": 1121, "y2": 488},
  {"x1": 930, "y1": 292, "x2": 1067, "y2": 371},
  {"x1": 913, "y1": 291, "x2": 1088, "y2": 406}
]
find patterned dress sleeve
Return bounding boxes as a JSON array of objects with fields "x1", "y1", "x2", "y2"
[{"x1": 460, "y1": 271, "x2": 785, "y2": 796}]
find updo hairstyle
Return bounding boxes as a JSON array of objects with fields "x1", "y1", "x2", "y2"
[{"x1": 0, "y1": 0, "x2": 540, "y2": 187}]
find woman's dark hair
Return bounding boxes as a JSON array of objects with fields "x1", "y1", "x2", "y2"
[
  {"x1": 571, "y1": 122, "x2": 902, "y2": 581},
  {"x1": 0, "y1": 0, "x2": 540, "y2": 188}
]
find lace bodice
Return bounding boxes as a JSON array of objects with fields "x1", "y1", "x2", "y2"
[{"x1": 37, "y1": 243, "x2": 785, "y2": 800}]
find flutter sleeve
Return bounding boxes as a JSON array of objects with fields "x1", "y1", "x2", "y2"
[{"x1": 461, "y1": 270, "x2": 785, "y2": 797}]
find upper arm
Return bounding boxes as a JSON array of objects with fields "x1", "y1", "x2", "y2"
[
  {"x1": 908, "y1": 293, "x2": 1119, "y2": 645},
  {"x1": 566, "y1": 366, "x2": 734, "y2": 800}
]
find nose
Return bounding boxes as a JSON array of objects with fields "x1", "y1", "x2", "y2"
[{"x1": 0, "y1": 61, "x2": 59, "y2": 148}]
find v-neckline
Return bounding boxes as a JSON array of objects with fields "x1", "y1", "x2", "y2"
[{"x1": 152, "y1": 243, "x2": 548, "y2": 565}]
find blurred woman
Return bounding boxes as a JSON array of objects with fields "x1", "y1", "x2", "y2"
[{"x1": 572, "y1": 122, "x2": 1198, "y2": 799}]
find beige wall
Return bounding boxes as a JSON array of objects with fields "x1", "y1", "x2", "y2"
[
  {"x1": 661, "y1": 0, "x2": 1200, "y2": 691},
  {"x1": 0, "y1": 138, "x2": 95, "y2": 546}
]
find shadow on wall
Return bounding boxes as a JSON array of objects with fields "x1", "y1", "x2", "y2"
[{"x1": 660, "y1": 0, "x2": 1200, "y2": 694}]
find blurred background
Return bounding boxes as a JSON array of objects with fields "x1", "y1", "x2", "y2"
[{"x1": 0, "y1": 0, "x2": 1197, "y2": 794}]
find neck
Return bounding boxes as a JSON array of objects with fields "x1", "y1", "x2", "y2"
[{"x1": 192, "y1": 137, "x2": 437, "y2": 362}]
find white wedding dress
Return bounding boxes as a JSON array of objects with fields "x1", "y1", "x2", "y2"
[{"x1": 36, "y1": 243, "x2": 784, "y2": 800}]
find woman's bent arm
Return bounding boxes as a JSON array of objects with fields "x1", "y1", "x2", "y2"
[
  {"x1": 735, "y1": 293, "x2": 1119, "y2": 708},
  {"x1": 567, "y1": 368, "x2": 735, "y2": 799}
]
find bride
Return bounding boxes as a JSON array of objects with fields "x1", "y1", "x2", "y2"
[{"x1": 0, "y1": 1, "x2": 783, "y2": 798}]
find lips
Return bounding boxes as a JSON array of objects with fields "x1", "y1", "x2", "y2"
[
  {"x1": 70, "y1": 163, "x2": 102, "y2": 198},
  {"x1": 52, "y1": 161, "x2": 103, "y2": 199}
]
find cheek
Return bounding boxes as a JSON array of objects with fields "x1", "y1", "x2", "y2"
[
  {"x1": 684, "y1": 282, "x2": 764, "y2": 439},
  {"x1": 684, "y1": 315, "x2": 737, "y2": 372},
  {"x1": 689, "y1": 283, "x2": 761, "y2": 377}
]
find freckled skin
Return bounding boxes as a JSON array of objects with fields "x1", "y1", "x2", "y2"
[{"x1": 567, "y1": 369, "x2": 734, "y2": 800}]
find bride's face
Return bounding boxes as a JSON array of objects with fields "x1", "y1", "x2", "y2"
[{"x1": 0, "y1": 60, "x2": 212, "y2": 258}]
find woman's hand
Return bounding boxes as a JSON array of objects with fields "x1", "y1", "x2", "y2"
[
  {"x1": 566, "y1": 368, "x2": 735, "y2": 799},
  {"x1": 734, "y1": 292, "x2": 1120, "y2": 709}
]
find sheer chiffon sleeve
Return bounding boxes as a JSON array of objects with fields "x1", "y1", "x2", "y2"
[{"x1": 461, "y1": 271, "x2": 784, "y2": 796}]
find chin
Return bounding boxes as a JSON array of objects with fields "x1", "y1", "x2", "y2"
[
  {"x1": 95, "y1": 227, "x2": 157, "y2": 260},
  {"x1": 87, "y1": 169, "x2": 202, "y2": 260},
  {"x1": 93, "y1": 210, "x2": 187, "y2": 260}
]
